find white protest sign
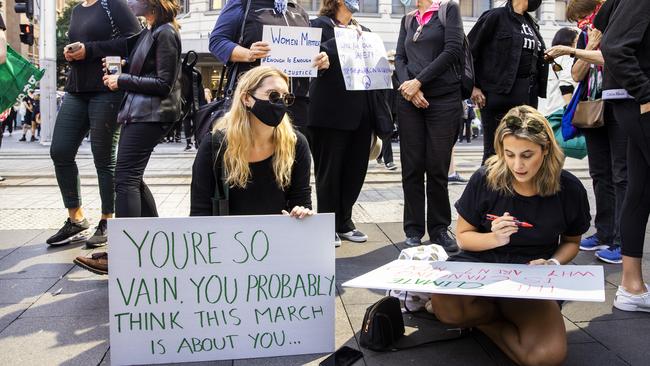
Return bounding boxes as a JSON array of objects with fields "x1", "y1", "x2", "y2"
[
  {"x1": 108, "y1": 214, "x2": 335, "y2": 365},
  {"x1": 261, "y1": 26, "x2": 322, "y2": 78},
  {"x1": 343, "y1": 260, "x2": 605, "y2": 302},
  {"x1": 334, "y1": 28, "x2": 392, "y2": 91}
]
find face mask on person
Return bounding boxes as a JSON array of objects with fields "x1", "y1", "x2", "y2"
[
  {"x1": 249, "y1": 96, "x2": 288, "y2": 127},
  {"x1": 344, "y1": 0, "x2": 360, "y2": 14},
  {"x1": 127, "y1": 0, "x2": 151, "y2": 17},
  {"x1": 526, "y1": 0, "x2": 542, "y2": 12}
]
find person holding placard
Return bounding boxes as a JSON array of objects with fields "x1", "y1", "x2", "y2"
[
  {"x1": 306, "y1": 0, "x2": 375, "y2": 244},
  {"x1": 427, "y1": 106, "x2": 590, "y2": 366},
  {"x1": 209, "y1": 0, "x2": 329, "y2": 131},
  {"x1": 190, "y1": 66, "x2": 313, "y2": 220},
  {"x1": 394, "y1": 0, "x2": 464, "y2": 250}
]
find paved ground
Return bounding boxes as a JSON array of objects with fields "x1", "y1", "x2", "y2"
[{"x1": 1, "y1": 132, "x2": 649, "y2": 366}]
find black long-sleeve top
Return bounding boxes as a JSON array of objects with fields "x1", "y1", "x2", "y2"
[
  {"x1": 601, "y1": 0, "x2": 650, "y2": 104},
  {"x1": 65, "y1": 0, "x2": 141, "y2": 93},
  {"x1": 190, "y1": 131, "x2": 312, "y2": 216},
  {"x1": 394, "y1": 3, "x2": 464, "y2": 98}
]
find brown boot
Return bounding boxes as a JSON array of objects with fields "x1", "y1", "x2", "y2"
[{"x1": 74, "y1": 252, "x2": 108, "y2": 275}]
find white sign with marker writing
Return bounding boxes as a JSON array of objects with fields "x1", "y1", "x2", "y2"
[
  {"x1": 334, "y1": 28, "x2": 392, "y2": 91},
  {"x1": 261, "y1": 26, "x2": 322, "y2": 78},
  {"x1": 108, "y1": 214, "x2": 335, "y2": 365},
  {"x1": 343, "y1": 260, "x2": 605, "y2": 302}
]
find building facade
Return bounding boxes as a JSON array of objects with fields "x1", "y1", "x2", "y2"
[{"x1": 176, "y1": 0, "x2": 574, "y2": 92}]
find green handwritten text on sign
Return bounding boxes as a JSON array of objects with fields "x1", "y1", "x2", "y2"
[{"x1": 108, "y1": 214, "x2": 335, "y2": 365}]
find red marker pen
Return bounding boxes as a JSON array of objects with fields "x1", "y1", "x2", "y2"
[{"x1": 486, "y1": 214, "x2": 534, "y2": 228}]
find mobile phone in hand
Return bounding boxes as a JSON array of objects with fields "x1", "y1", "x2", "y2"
[
  {"x1": 105, "y1": 56, "x2": 122, "y2": 75},
  {"x1": 65, "y1": 42, "x2": 82, "y2": 53},
  {"x1": 319, "y1": 346, "x2": 363, "y2": 366}
]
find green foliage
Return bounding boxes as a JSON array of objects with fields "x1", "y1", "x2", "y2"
[{"x1": 56, "y1": 0, "x2": 81, "y2": 88}]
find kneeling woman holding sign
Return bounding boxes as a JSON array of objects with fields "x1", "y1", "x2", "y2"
[
  {"x1": 429, "y1": 106, "x2": 591, "y2": 366},
  {"x1": 190, "y1": 66, "x2": 313, "y2": 219}
]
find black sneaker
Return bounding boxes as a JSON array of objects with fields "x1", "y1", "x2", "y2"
[
  {"x1": 184, "y1": 144, "x2": 193, "y2": 151},
  {"x1": 30, "y1": 136, "x2": 38, "y2": 142},
  {"x1": 405, "y1": 236, "x2": 422, "y2": 247},
  {"x1": 86, "y1": 219, "x2": 108, "y2": 248},
  {"x1": 337, "y1": 229, "x2": 368, "y2": 243},
  {"x1": 19, "y1": 135, "x2": 26, "y2": 141},
  {"x1": 431, "y1": 229, "x2": 459, "y2": 253},
  {"x1": 46, "y1": 218, "x2": 91, "y2": 246}
]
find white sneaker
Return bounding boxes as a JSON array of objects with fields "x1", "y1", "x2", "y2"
[
  {"x1": 334, "y1": 233, "x2": 341, "y2": 248},
  {"x1": 337, "y1": 229, "x2": 368, "y2": 243},
  {"x1": 614, "y1": 284, "x2": 650, "y2": 312}
]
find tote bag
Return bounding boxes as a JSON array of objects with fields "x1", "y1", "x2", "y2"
[{"x1": 0, "y1": 46, "x2": 45, "y2": 111}]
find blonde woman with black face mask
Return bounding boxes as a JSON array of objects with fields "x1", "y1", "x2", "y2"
[{"x1": 190, "y1": 66, "x2": 313, "y2": 219}]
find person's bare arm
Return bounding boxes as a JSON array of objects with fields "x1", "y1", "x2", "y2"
[{"x1": 0, "y1": 30, "x2": 7, "y2": 65}]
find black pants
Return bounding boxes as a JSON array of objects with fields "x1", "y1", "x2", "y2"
[
  {"x1": 582, "y1": 104, "x2": 628, "y2": 245},
  {"x1": 307, "y1": 119, "x2": 371, "y2": 233},
  {"x1": 183, "y1": 116, "x2": 193, "y2": 145},
  {"x1": 399, "y1": 91, "x2": 462, "y2": 238},
  {"x1": 459, "y1": 118, "x2": 471, "y2": 142},
  {"x1": 614, "y1": 100, "x2": 650, "y2": 258},
  {"x1": 50, "y1": 92, "x2": 122, "y2": 214},
  {"x1": 115, "y1": 122, "x2": 171, "y2": 218},
  {"x1": 378, "y1": 137, "x2": 394, "y2": 164}
]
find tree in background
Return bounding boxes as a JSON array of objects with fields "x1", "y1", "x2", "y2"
[{"x1": 56, "y1": 0, "x2": 80, "y2": 89}]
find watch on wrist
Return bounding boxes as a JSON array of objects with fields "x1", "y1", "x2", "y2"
[{"x1": 547, "y1": 258, "x2": 561, "y2": 266}]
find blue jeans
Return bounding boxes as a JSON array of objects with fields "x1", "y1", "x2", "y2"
[{"x1": 50, "y1": 92, "x2": 123, "y2": 214}]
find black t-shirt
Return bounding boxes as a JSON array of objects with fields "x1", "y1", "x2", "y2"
[
  {"x1": 515, "y1": 14, "x2": 542, "y2": 78},
  {"x1": 0, "y1": 14, "x2": 6, "y2": 31},
  {"x1": 453, "y1": 167, "x2": 591, "y2": 263},
  {"x1": 23, "y1": 96, "x2": 34, "y2": 121},
  {"x1": 65, "y1": 0, "x2": 141, "y2": 93},
  {"x1": 190, "y1": 131, "x2": 312, "y2": 216}
]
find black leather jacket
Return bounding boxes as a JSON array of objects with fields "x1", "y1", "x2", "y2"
[
  {"x1": 116, "y1": 23, "x2": 182, "y2": 124},
  {"x1": 467, "y1": 3, "x2": 548, "y2": 97}
]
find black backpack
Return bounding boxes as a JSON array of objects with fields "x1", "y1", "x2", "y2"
[
  {"x1": 405, "y1": 1, "x2": 475, "y2": 99},
  {"x1": 179, "y1": 50, "x2": 207, "y2": 123}
]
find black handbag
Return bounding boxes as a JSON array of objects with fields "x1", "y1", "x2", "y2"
[
  {"x1": 371, "y1": 90, "x2": 396, "y2": 140},
  {"x1": 210, "y1": 131, "x2": 229, "y2": 216},
  {"x1": 360, "y1": 296, "x2": 465, "y2": 352}
]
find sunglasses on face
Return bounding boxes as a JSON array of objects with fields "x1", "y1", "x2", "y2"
[
  {"x1": 251, "y1": 90, "x2": 296, "y2": 106},
  {"x1": 505, "y1": 116, "x2": 544, "y2": 135}
]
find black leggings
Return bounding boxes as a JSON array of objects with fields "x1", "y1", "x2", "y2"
[
  {"x1": 115, "y1": 122, "x2": 172, "y2": 218},
  {"x1": 614, "y1": 100, "x2": 650, "y2": 258}
]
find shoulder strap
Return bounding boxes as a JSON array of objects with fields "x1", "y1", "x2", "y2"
[
  {"x1": 438, "y1": 0, "x2": 450, "y2": 27},
  {"x1": 100, "y1": 0, "x2": 120, "y2": 39},
  {"x1": 211, "y1": 131, "x2": 229, "y2": 215}
]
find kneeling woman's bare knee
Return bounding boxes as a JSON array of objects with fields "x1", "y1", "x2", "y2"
[{"x1": 429, "y1": 294, "x2": 476, "y2": 326}]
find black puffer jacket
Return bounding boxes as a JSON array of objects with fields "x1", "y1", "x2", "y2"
[
  {"x1": 467, "y1": 2, "x2": 548, "y2": 97},
  {"x1": 115, "y1": 23, "x2": 182, "y2": 124}
]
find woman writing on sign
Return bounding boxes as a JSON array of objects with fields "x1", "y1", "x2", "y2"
[
  {"x1": 189, "y1": 66, "x2": 312, "y2": 219},
  {"x1": 428, "y1": 106, "x2": 590, "y2": 366}
]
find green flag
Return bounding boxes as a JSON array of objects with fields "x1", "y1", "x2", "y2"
[{"x1": 0, "y1": 46, "x2": 45, "y2": 111}]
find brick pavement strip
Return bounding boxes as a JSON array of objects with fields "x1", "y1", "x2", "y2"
[{"x1": 1, "y1": 141, "x2": 649, "y2": 365}]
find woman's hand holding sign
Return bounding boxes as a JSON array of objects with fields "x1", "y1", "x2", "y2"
[
  {"x1": 312, "y1": 52, "x2": 330, "y2": 70},
  {"x1": 247, "y1": 41, "x2": 271, "y2": 62},
  {"x1": 282, "y1": 206, "x2": 314, "y2": 219}
]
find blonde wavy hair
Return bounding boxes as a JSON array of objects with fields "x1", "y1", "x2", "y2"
[
  {"x1": 212, "y1": 67, "x2": 297, "y2": 189},
  {"x1": 485, "y1": 105, "x2": 565, "y2": 197}
]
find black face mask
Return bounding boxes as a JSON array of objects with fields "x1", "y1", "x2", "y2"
[
  {"x1": 249, "y1": 96, "x2": 287, "y2": 127},
  {"x1": 527, "y1": 0, "x2": 542, "y2": 12}
]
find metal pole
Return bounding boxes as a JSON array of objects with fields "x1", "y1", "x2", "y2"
[{"x1": 38, "y1": 0, "x2": 57, "y2": 145}]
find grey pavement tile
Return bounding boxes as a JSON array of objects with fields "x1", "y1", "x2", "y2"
[
  {"x1": 0, "y1": 303, "x2": 30, "y2": 333},
  {"x1": 0, "y1": 277, "x2": 59, "y2": 304},
  {"x1": 0, "y1": 314, "x2": 109, "y2": 366},
  {"x1": 375, "y1": 222, "x2": 405, "y2": 245},
  {"x1": 0, "y1": 240, "x2": 88, "y2": 279},
  {"x1": 337, "y1": 286, "x2": 387, "y2": 306},
  {"x1": 562, "y1": 287, "x2": 650, "y2": 323},
  {"x1": 564, "y1": 341, "x2": 630, "y2": 366},
  {"x1": 564, "y1": 318, "x2": 596, "y2": 344},
  {"x1": 20, "y1": 276, "x2": 109, "y2": 318},
  {"x1": 576, "y1": 317, "x2": 650, "y2": 366},
  {"x1": 335, "y1": 243, "x2": 400, "y2": 282},
  {"x1": 0, "y1": 230, "x2": 43, "y2": 254}
]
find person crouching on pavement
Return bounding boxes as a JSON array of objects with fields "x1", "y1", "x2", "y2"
[
  {"x1": 73, "y1": 0, "x2": 183, "y2": 275},
  {"x1": 428, "y1": 106, "x2": 591, "y2": 366},
  {"x1": 189, "y1": 66, "x2": 313, "y2": 219}
]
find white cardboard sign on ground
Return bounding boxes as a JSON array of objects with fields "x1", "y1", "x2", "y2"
[
  {"x1": 343, "y1": 260, "x2": 605, "y2": 302},
  {"x1": 261, "y1": 26, "x2": 322, "y2": 77},
  {"x1": 108, "y1": 214, "x2": 335, "y2": 365},
  {"x1": 334, "y1": 28, "x2": 392, "y2": 90}
]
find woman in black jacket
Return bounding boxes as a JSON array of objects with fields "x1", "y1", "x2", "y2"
[
  {"x1": 394, "y1": 0, "x2": 464, "y2": 250},
  {"x1": 307, "y1": 0, "x2": 374, "y2": 244},
  {"x1": 468, "y1": 0, "x2": 548, "y2": 164},
  {"x1": 73, "y1": 0, "x2": 182, "y2": 275},
  {"x1": 46, "y1": 0, "x2": 141, "y2": 248}
]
